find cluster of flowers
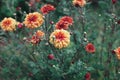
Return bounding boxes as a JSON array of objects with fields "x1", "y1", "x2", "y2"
[
  {"x1": 29, "y1": 30, "x2": 44, "y2": 44},
  {"x1": 49, "y1": 16, "x2": 73, "y2": 49},
  {"x1": 0, "y1": 0, "x2": 119, "y2": 60},
  {"x1": 0, "y1": 1, "x2": 119, "y2": 80}
]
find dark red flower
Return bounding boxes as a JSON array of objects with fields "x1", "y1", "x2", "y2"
[
  {"x1": 55, "y1": 20, "x2": 69, "y2": 30},
  {"x1": 60, "y1": 16, "x2": 73, "y2": 25},
  {"x1": 85, "y1": 72, "x2": 91, "y2": 80},
  {"x1": 85, "y1": 43, "x2": 95, "y2": 53},
  {"x1": 18, "y1": 23, "x2": 23, "y2": 28},
  {"x1": 30, "y1": 35, "x2": 40, "y2": 44},
  {"x1": 112, "y1": 0, "x2": 117, "y2": 4},
  {"x1": 55, "y1": 16, "x2": 73, "y2": 30},
  {"x1": 48, "y1": 54, "x2": 54, "y2": 60},
  {"x1": 40, "y1": 4, "x2": 55, "y2": 15}
]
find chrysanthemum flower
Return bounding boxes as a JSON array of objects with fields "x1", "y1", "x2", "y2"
[
  {"x1": 60, "y1": 16, "x2": 73, "y2": 25},
  {"x1": 35, "y1": 30, "x2": 44, "y2": 38},
  {"x1": 30, "y1": 35, "x2": 40, "y2": 44},
  {"x1": 49, "y1": 29, "x2": 70, "y2": 49},
  {"x1": 0, "y1": 17, "x2": 17, "y2": 31},
  {"x1": 40, "y1": 4, "x2": 55, "y2": 15},
  {"x1": 114, "y1": 47, "x2": 120, "y2": 60},
  {"x1": 29, "y1": 30, "x2": 44, "y2": 44},
  {"x1": 73, "y1": 0, "x2": 86, "y2": 7},
  {"x1": 24, "y1": 12, "x2": 44, "y2": 29},
  {"x1": 55, "y1": 20, "x2": 69, "y2": 30},
  {"x1": 85, "y1": 43, "x2": 95, "y2": 53},
  {"x1": 55, "y1": 16, "x2": 73, "y2": 30}
]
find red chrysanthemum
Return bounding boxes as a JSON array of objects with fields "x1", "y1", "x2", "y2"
[
  {"x1": 55, "y1": 16, "x2": 73, "y2": 30},
  {"x1": 73, "y1": 0, "x2": 86, "y2": 7},
  {"x1": 30, "y1": 35, "x2": 40, "y2": 44},
  {"x1": 40, "y1": 4, "x2": 55, "y2": 15},
  {"x1": 85, "y1": 43, "x2": 95, "y2": 53},
  {"x1": 55, "y1": 20, "x2": 69, "y2": 30},
  {"x1": 60, "y1": 16, "x2": 73, "y2": 25}
]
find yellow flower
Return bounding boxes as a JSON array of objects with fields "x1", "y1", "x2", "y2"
[
  {"x1": 0, "y1": 17, "x2": 17, "y2": 31},
  {"x1": 73, "y1": 0, "x2": 86, "y2": 7},
  {"x1": 24, "y1": 12, "x2": 44, "y2": 29},
  {"x1": 114, "y1": 47, "x2": 120, "y2": 60},
  {"x1": 49, "y1": 29, "x2": 70, "y2": 49}
]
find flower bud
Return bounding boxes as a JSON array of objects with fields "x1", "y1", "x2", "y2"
[{"x1": 48, "y1": 54, "x2": 54, "y2": 60}]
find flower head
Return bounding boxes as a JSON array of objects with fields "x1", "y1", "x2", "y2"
[
  {"x1": 48, "y1": 54, "x2": 54, "y2": 60},
  {"x1": 24, "y1": 12, "x2": 44, "y2": 29},
  {"x1": 18, "y1": 23, "x2": 23, "y2": 28},
  {"x1": 29, "y1": 30, "x2": 44, "y2": 44},
  {"x1": 60, "y1": 16, "x2": 73, "y2": 25},
  {"x1": 0, "y1": 17, "x2": 17, "y2": 31},
  {"x1": 40, "y1": 4, "x2": 55, "y2": 15},
  {"x1": 30, "y1": 35, "x2": 40, "y2": 44},
  {"x1": 55, "y1": 16, "x2": 73, "y2": 30},
  {"x1": 73, "y1": 0, "x2": 86, "y2": 7},
  {"x1": 85, "y1": 43, "x2": 95, "y2": 53},
  {"x1": 114, "y1": 47, "x2": 120, "y2": 60},
  {"x1": 55, "y1": 20, "x2": 69, "y2": 30},
  {"x1": 35, "y1": 30, "x2": 44, "y2": 38},
  {"x1": 49, "y1": 29, "x2": 70, "y2": 49}
]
